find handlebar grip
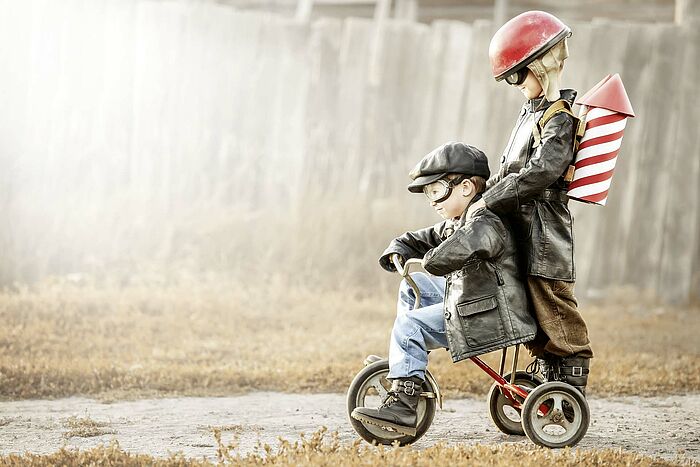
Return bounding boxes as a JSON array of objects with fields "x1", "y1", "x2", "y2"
[{"x1": 391, "y1": 254, "x2": 405, "y2": 276}]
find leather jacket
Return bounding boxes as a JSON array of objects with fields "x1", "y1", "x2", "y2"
[
  {"x1": 379, "y1": 200, "x2": 537, "y2": 362},
  {"x1": 482, "y1": 89, "x2": 578, "y2": 281}
]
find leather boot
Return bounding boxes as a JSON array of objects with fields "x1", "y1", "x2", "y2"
[
  {"x1": 557, "y1": 355, "x2": 590, "y2": 396},
  {"x1": 351, "y1": 377, "x2": 422, "y2": 436}
]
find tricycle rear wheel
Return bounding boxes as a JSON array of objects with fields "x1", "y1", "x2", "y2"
[
  {"x1": 487, "y1": 371, "x2": 543, "y2": 436},
  {"x1": 521, "y1": 381, "x2": 590, "y2": 448}
]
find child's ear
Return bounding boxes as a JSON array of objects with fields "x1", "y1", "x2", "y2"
[{"x1": 462, "y1": 179, "x2": 473, "y2": 197}]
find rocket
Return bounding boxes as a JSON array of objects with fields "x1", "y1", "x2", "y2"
[{"x1": 567, "y1": 74, "x2": 636, "y2": 206}]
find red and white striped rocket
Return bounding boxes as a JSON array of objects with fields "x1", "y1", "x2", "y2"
[{"x1": 567, "y1": 74, "x2": 635, "y2": 206}]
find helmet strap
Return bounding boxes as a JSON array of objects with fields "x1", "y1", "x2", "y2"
[{"x1": 527, "y1": 39, "x2": 569, "y2": 102}]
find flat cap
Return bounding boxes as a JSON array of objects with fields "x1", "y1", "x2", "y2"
[{"x1": 407, "y1": 142, "x2": 490, "y2": 193}]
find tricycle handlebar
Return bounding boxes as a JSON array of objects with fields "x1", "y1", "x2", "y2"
[{"x1": 391, "y1": 255, "x2": 424, "y2": 310}]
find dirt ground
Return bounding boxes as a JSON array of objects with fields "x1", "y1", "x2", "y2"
[{"x1": 1, "y1": 393, "x2": 698, "y2": 463}]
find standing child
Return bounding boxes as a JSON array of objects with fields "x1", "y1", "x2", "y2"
[{"x1": 468, "y1": 11, "x2": 593, "y2": 395}]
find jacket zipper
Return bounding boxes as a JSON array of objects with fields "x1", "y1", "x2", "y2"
[{"x1": 502, "y1": 110, "x2": 529, "y2": 162}]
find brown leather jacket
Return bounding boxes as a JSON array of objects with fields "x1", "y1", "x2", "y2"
[
  {"x1": 379, "y1": 200, "x2": 536, "y2": 362},
  {"x1": 482, "y1": 89, "x2": 578, "y2": 281}
]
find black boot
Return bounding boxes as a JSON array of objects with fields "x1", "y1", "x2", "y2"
[
  {"x1": 558, "y1": 355, "x2": 590, "y2": 396},
  {"x1": 351, "y1": 377, "x2": 422, "y2": 436}
]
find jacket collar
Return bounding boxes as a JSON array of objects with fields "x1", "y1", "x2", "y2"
[
  {"x1": 454, "y1": 193, "x2": 483, "y2": 228},
  {"x1": 527, "y1": 88, "x2": 578, "y2": 113}
]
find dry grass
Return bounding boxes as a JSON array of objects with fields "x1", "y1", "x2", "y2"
[
  {"x1": 0, "y1": 427, "x2": 691, "y2": 466},
  {"x1": 62, "y1": 415, "x2": 116, "y2": 438},
  {"x1": 199, "y1": 423, "x2": 263, "y2": 434},
  {"x1": 0, "y1": 274, "x2": 698, "y2": 401}
]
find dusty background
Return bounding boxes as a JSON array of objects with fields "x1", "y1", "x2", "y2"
[{"x1": 0, "y1": 0, "x2": 698, "y2": 303}]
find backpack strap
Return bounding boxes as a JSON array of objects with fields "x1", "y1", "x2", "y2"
[{"x1": 531, "y1": 99, "x2": 585, "y2": 183}]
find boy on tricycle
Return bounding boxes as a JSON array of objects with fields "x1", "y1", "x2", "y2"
[
  {"x1": 348, "y1": 141, "x2": 590, "y2": 448},
  {"x1": 351, "y1": 142, "x2": 537, "y2": 431}
]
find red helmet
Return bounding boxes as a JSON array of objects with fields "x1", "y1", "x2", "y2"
[{"x1": 489, "y1": 11, "x2": 571, "y2": 81}]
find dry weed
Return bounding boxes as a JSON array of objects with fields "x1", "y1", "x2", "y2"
[
  {"x1": 0, "y1": 275, "x2": 697, "y2": 400},
  {"x1": 200, "y1": 423, "x2": 263, "y2": 434},
  {"x1": 200, "y1": 424, "x2": 242, "y2": 433},
  {"x1": 0, "y1": 427, "x2": 691, "y2": 466},
  {"x1": 62, "y1": 415, "x2": 116, "y2": 438}
]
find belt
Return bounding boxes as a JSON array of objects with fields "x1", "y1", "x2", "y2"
[{"x1": 538, "y1": 189, "x2": 569, "y2": 203}]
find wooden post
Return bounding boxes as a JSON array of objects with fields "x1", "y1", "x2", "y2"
[
  {"x1": 368, "y1": 0, "x2": 391, "y2": 86},
  {"x1": 494, "y1": 0, "x2": 508, "y2": 26},
  {"x1": 295, "y1": 0, "x2": 314, "y2": 22},
  {"x1": 395, "y1": 0, "x2": 418, "y2": 21},
  {"x1": 373, "y1": 0, "x2": 391, "y2": 22},
  {"x1": 675, "y1": 0, "x2": 700, "y2": 25}
]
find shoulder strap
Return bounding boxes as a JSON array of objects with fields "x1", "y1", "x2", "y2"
[
  {"x1": 531, "y1": 99, "x2": 584, "y2": 183},
  {"x1": 532, "y1": 100, "x2": 577, "y2": 143},
  {"x1": 541, "y1": 99, "x2": 576, "y2": 128}
]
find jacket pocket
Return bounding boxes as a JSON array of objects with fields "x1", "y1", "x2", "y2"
[{"x1": 457, "y1": 295, "x2": 504, "y2": 348}]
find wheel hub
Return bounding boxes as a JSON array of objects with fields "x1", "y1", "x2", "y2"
[{"x1": 550, "y1": 410, "x2": 564, "y2": 423}]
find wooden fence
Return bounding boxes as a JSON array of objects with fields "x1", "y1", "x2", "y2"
[{"x1": 0, "y1": 1, "x2": 697, "y2": 303}]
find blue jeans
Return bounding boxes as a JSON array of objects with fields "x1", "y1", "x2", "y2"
[{"x1": 387, "y1": 272, "x2": 449, "y2": 381}]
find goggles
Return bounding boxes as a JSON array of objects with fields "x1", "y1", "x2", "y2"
[
  {"x1": 422, "y1": 175, "x2": 468, "y2": 203},
  {"x1": 505, "y1": 68, "x2": 528, "y2": 86}
]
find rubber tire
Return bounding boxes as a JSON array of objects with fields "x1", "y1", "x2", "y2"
[
  {"x1": 346, "y1": 359, "x2": 436, "y2": 446},
  {"x1": 521, "y1": 381, "x2": 590, "y2": 448},
  {"x1": 487, "y1": 371, "x2": 543, "y2": 436}
]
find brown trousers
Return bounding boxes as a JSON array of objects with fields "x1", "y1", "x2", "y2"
[{"x1": 524, "y1": 276, "x2": 593, "y2": 359}]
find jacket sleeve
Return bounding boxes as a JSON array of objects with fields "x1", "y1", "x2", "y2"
[
  {"x1": 485, "y1": 169, "x2": 504, "y2": 191},
  {"x1": 421, "y1": 214, "x2": 505, "y2": 276},
  {"x1": 481, "y1": 112, "x2": 575, "y2": 215},
  {"x1": 379, "y1": 222, "x2": 447, "y2": 272}
]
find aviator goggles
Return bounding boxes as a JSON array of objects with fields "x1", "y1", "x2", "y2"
[
  {"x1": 422, "y1": 175, "x2": 468, "y2": 203},
  {"x1": 505, "y1": 68, "x2": 528, "y2": 86}
]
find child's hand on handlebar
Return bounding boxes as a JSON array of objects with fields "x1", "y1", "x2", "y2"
[
  {"x1": 392, "y1": 255, "x2": 427, "y2": 277},
  {"x1": 390, "y1": 254, "x2": 406, "y2": 274}
]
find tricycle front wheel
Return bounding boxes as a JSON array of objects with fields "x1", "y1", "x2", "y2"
[{"x1": 346, "y1": 359, "x2": 436, "y2": 446}]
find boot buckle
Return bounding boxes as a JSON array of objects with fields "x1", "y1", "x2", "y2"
[
  {"x1": 572, "y1": 366, "x2": 583, "y2": 377},
  {"x1": 402, "y1": 380, "x2": 416, "y2": 396}
]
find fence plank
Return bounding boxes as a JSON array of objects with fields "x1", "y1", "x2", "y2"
[
  {"x1": 572, "y1": 21, "x2": 633, "y2": 296},
  {"x1": 620, "y1": 25, "x2": 684, "y2": 295},
  {"x1": 424, "y1": 20, "x2": 472, "y2": 146},
  {"x1": 658, "y1": 24, "x2": 700, "y2": 303}
]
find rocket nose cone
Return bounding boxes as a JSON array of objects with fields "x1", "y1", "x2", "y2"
[{"x1": 577, "y1": 74, "x2": 635, "y2": 117}]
